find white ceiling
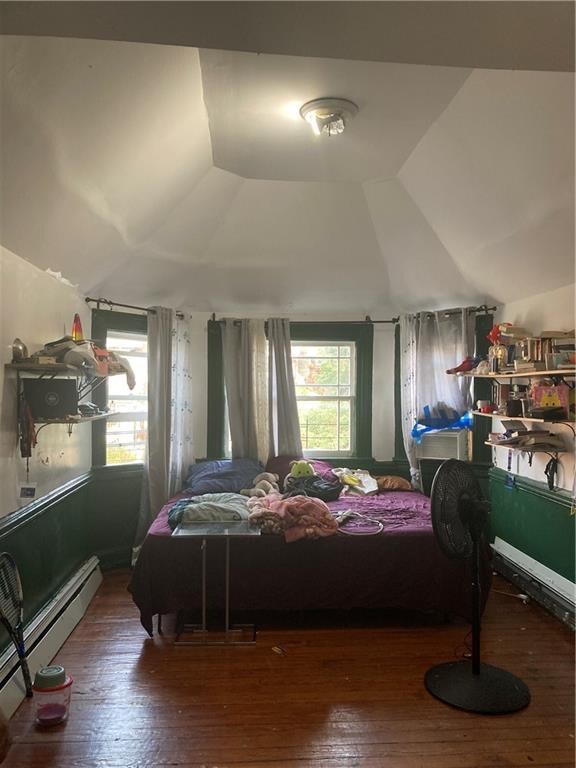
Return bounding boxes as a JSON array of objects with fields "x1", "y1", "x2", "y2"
[
  {"x1": 0, "y1": 32, "x2": 574, "y2": 314},
  {"x1": 201, "y1": 50, "x2": 472, "y2": 182}
]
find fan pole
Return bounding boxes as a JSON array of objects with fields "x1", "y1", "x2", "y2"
[{"x1": 471, "y1": 530, "x2": 482, "y2": 675}]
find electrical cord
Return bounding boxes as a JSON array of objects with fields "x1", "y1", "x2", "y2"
[{"x1": 335, "y1": 510, "x2": 384, "y2": 535}]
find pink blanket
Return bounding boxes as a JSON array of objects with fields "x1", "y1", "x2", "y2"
[{"x1": 247, "y1": 493, "x2": 338, "y2": 542}]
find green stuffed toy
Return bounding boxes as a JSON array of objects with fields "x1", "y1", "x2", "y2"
[
  {"x1": 289, "y1": 459, "x2": 315, "y2": 477},
  {"x1": 283, "y1": 459, "x2": 319, "y2": 494},
  {"x1": 284, "y1": 460, "x2": 316, "y2": 489}
]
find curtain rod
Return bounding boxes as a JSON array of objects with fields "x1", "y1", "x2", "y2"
[
  {"x1": 211, "y1": 314, "x2": 400, "y2": 325},
  {"x1": 85, "y1": 297, "x2": 184, "y2": 320},
  {"x1": 210, "y1": 306, "x2": 496, "y2": 324}
]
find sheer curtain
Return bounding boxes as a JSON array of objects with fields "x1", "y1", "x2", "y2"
[
  {"x1": 416, "y1": 310, "x2": 475, "y2": 420},
  {"x1": 222, "y1": 319, "x2": 268, "y2": 463},
  {"x1": 268, "y1": 318, "x2": 302, "y2": 458},
  {"x1": 400, "y1": 314, "x2": 419, "y2": 484},
  {"x1": 400, "y1": 308, "x2": 475, "y2": 484},
  {"x1": 134, "y1": 308, "x2": 194, "y2": 556},
  {"x1": 168, "y1": 314, "x2": 195, "y2": 495}
]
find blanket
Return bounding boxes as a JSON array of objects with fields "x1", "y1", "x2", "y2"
[
  {"x1": 168, "y1": 492, "x2": 249, "y2": 530},
  {"x1": 247, "y1": 493, "x2": 338, "y2": 542}
]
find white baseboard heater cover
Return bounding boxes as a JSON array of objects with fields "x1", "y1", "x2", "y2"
[
  {"x1": 0, "y1": 556, "x2": 102, "y2": 718},
  {"x1": 492, "y1": 538, "x2": 575, "y2": 607}
]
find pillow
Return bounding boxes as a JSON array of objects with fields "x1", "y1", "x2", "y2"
[
  {"x1": 375, "y1": 475, "x2": 413, "y2": 492},
  {"x1": 310, "y1": 459, "x2": 337, "y2": 481},
  {"x1": 184, "y1": 458, "x2": 263, "y2": 495}
]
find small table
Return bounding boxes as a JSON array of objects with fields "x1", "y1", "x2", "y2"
[{"x1": 171, "y1": 521, "x2": 261, "y2": 645}]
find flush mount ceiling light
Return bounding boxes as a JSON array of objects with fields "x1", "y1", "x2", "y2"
[{"x1": 299, "y1": 97, "x2": 359, "y2": 137}]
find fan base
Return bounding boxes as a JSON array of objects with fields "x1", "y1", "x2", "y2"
[{"x1": 425, "y1": 661, "x2": 530, "y2": 714}]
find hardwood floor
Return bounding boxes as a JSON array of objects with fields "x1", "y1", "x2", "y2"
[{"x1": 4, "y1": 571, "x2": 574, "y2": 767}]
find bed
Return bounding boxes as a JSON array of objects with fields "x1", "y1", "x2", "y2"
[{"x1": 128, "y1": 482, "x2": 491, "y2": 636}]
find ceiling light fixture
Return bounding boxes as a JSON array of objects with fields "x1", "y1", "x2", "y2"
[{"x1": 299, "y1": 97, "x2": 358, "y2": 137}]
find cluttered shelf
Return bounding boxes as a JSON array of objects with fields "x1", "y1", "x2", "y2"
[
  {"x1": 5, "y1": 362, "x2": 125, "y2": 376},
  {"x1": 471, "y1": 411, "x2": 575, "y2": 425},
  {"x1": 8, "y1": 317, "x2": 138, "y2": 458},
  {"x1": 452, "y1": 369, "x2": 575, "y2": 380},
  {"x1": 484, "y1": 441, "x2": 566, "y2": 454}
]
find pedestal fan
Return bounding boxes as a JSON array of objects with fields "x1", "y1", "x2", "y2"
[{"x1": 424, "y1": 459, "x2": 530, "y2": 714}]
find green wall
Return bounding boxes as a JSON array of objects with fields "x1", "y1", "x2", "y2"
[
  {"x1": 0, "y1": 465, "x2": 142, "y2": 654},
  {"x1": 489, "y1": 467, "x2": 575, "y2": 583}
]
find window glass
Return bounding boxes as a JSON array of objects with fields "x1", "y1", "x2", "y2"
[
  {"x1": 291, "y1": 342, "x2": 355, "y2": 455},
  {"x1": 105, "y1": 331, "x2": 148, "y2": 464}
]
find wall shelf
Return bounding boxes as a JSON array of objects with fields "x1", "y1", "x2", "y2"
[
  {"x1": 484, "y1": 441, "x2": 565, "y2": 455},
  {"x1": 34, "y1": 412, "x2": 111, "y2": 438},
  {"x1": 472, "y1": 410, "x2": 574, "y2": 426},
  {"x1": 452, "y1": 368, "x2": 575, "y2": 379},
  {"x1": 5, "y1": 362, "x2": 125, "y2": 456},
  {"x1": 5, "y1": 362, "x2": 82, "y2": 375},
  {"x1": 34, "y1": 413, "x2": 110, "y2": 425},
  {"x1": 5, "y1": 362, "x2": 123, "y2": 377}
]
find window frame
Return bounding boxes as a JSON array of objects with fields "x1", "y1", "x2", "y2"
[
  {"x1": 206, "y1": 320, "x2": 373, "y2": 460},
  {"x1": 91, "y1": 309, "x2": 148, "y2": 467},
  {"x1": 291, "y1": 339, "x2": 356, "y2": 457}
]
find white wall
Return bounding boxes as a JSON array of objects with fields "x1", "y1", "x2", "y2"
[
  {"x1": 491, "y1": 283, "x2": 575, "y2": 490},
  {"x1": 0, "y1": 247, "x2": 92, "y2": 517}
]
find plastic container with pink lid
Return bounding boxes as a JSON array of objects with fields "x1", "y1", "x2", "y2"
[{"x1": 32, "y1": 666, "x2": 73, "y2": 726}]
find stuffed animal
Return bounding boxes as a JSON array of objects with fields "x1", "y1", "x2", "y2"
[
  {"x1": 240, "y1": 472, "x2": 280, "y2": 498},
  {"x1": 288, "y1": 460, "x2": 315, "y2": 478},
  {"x1": 282, "y1": 460, "x2": 316, "y2": 492}
]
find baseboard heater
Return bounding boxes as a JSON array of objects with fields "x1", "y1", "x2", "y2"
[
  {"x1": 492, "y1": 538, "x2": 575, "y2": 628},
  {"x1": 0, "y1": 557, "x2": 102, "y2": 718}
]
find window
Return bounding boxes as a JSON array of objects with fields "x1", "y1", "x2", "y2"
[
  {"x1": 206, "y1": 320, "x2": 373, "y2": 460},
  {"x1": 91, "y1": 310, "x2": 148, "y2": 466},
  {"x1": 105, "y1": 331, "x2": 148, "y2": 464},
  {"x1": 292, "y1": 342, "x2": 355, "y2": 455}
]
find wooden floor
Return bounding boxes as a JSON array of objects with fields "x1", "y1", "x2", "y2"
[{"x1": 4, "y1": 571, "x2": 574, "y2": 768}]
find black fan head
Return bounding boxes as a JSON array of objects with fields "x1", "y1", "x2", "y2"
[{"x1": 430, "y1": 459, "x2": 486, "y2": 559}]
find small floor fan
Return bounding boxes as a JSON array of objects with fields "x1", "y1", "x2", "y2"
[{"x1": 424, "y1": 459, "x2": 530, "y2": 714}]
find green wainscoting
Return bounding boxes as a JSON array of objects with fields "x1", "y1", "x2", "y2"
[
  {"x1": 489, "y1": 467, "x2": 575, "y2": 583},
  {"x1": 0, "y1": 465, "x2": 143, "y2": 656},
  {"x1": 89, "y1": 465, "x2": 143, "y2": 570},
  {"x1": 0, "y1": 474, "x2": 93, "y2": 632}
]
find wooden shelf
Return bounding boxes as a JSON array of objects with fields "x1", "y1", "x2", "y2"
[
  {"x1": 453, "y1": 368, "x2": 575, "y2": 379},
  {"x1": 471, "y1": 411, "x2": 574, "y2": 425}
]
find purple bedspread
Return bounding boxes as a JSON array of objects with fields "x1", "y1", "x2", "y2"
[{"x1": 128, "y1": 490, "x2": 490, "y2": 636}]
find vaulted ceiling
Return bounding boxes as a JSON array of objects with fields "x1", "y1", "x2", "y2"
[{"x1": 0, "y1": 5, "x2": 574, "y2": 314}]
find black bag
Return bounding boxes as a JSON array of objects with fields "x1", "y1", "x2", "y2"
[{"x1": 283, "y1": 475, "x2": 344, "y2": 502}]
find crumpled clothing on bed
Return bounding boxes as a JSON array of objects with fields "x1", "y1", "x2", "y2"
[
  {"x1": 247, "y1": 493, "x2": 338, "y2": 542},
  {"x1": 168, "y1": 492, "x2": 249, "y2": 530}
]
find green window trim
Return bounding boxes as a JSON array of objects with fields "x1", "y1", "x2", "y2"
[
  {"x1": 91, "y1": 309, "x2": 148, "y2": 467},
  {"x1": 206, "y1": 320, "x2": 374, "y2": 460}
]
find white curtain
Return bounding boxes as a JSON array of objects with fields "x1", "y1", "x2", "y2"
[
  {"x1": 135, "y1": 307, "x2": 172, "y2": 550},
  {"x1": 400, "y1": 314, "x2": 419, "y2": 484},
  {"x1": 134, "y1": 308, "x2": 194, "y2": 555},
  {"x1": 400, "y1": 308, "x2": 475, "y2": 484},
  {"x1": 222, "y1": 319, "x2": 268, "y2": 463},
  {"x1": 268, "y1": 318, "x2": 303, "y2": 458},
  {"x1": 168, "y1": 314, "x2": 195, "y2": 495},
  {"x1": 416, "y1": 309, "x2": 475, "y2": 420}
]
